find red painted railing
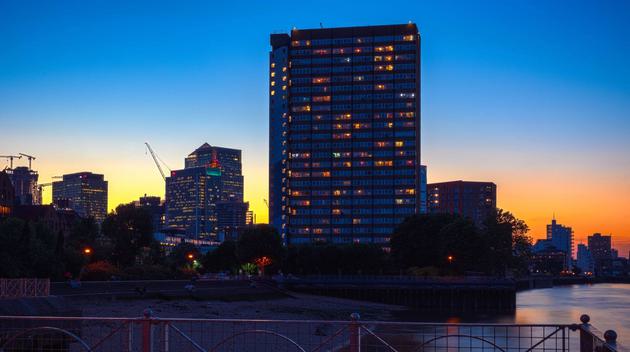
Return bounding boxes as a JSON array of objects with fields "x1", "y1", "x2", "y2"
[{"x1": 0, "y1": 278, "x2": 50, "y2": 298}]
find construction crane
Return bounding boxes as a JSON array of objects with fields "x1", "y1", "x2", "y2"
[
  {"x1": 145, "y1": 142, "x2": 171, "y2": 181},
  {"x1": 0, "y1": 155, "x2": 21, "y2": 169},
  {"x1": 19, "y1": 153, "x2": 36, "y2": 170}
]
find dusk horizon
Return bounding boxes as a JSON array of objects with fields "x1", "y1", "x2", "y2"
[{"x1": 2, "y1": 0, "x2": 629, "y2": 254}]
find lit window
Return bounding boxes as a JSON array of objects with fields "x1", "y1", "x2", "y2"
[
  {"x1": 282, "y1": 76, "x2": 287, "y2": 81},
  {"x1": 403, "y1": 35, "x2": 414, "y2": 41},
  {"x1": 282, "y1": 67, "x2": 287, "y2": 72},
  {"x1": 271, "y1": 72, "x2": 276, "y2": 77},
  {"x1": 271, "y1": 63, "x2": 276, "y2": 68},
  {"x1": 395, "y1": 141, "x2": 404, "y2": 147},
  {"x1": 271, "y1": 81, "x2": 276, "y2": 86},
  {"x1": 282, "y1": 85, "x2": 286, "y2": 90},
  {"x1": 271, "y1": 90, "x2": 275, "y2": 96}
]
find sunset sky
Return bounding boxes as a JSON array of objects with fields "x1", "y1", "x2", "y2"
[{"x1": 1, "y1": 1, "x2": 629, "y2": 255}]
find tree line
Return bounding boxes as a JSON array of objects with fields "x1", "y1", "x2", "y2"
[{"x1": 0, "y1": 203, "x2": 533, "y2": 280}]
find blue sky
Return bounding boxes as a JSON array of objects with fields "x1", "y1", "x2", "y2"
[{"x1": 1, "y1": 0, "x2": 629, "y2": 252}]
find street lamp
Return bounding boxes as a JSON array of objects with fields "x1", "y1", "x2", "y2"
[
  {"x1": 447, "y1": 255, "x2": 454, "y2": 264},
  {"x1": 187, "y1": 253, "x2": 194, "y2": 260},
  {"x1": 83, "y1": 247, "x2": 92, "y2": 255}
]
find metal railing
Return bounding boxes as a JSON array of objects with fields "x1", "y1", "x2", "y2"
[
  {"x1": 0, "y1": 278, "x2": 50, "y2": 299},
  {"x1": 0, "y1": 311, "x2": 622, "y2": 352}
]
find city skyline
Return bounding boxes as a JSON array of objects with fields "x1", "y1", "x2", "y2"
[{"x1": 1, "y1": 1, "x2": 629, "y2": 253}]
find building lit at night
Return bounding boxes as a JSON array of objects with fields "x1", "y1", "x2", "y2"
[
  {"x1": 52, "y1": 172, "x2": 108, "y2": 223},
  {"x1": 269, "y1": 24, "x2": 422, "y2": 245},
  {"x1": 428, "y1": 181, "x2": 496, "y2": 227}
]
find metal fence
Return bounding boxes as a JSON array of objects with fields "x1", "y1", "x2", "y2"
[
  {"x1": 0, "y1": 279, "x2": 49, "y2": 299},
  {"x1": 0, "y1": 311, "x2": 622, "y2": 352}
]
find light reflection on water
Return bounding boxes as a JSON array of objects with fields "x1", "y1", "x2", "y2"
[{"x1": 393, "y1": 284, "x2": 630, "y2": 345}]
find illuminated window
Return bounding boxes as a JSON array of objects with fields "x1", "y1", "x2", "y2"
[
  {"x1": 271, "y1": 90, "x2": 275, "y2": 96},
  {"x1": 386, "y1": 65, "x2": 394, "y2": 71},
  {"x1": 271, "y1": 63, "x2": 276, "y2": 68},
  {"x1": 313, "y1": 96, "x2": 331, "y2": 102},
  {"x1": 282, "y1": 67, "x2": 287, "y2": 72},
  {"x1": 282, "y1": 76, "x2": 287, "y2": 81},
  {"x1": 354, "y1": 48, "x2": 362, "y2": 53},
  {"x1": 375, "y1": 160, "x2": 393, "y2": 167},
  {"x1": 403, "y1": 35, "x2": 414, "y2": 41},
  {"x1": 271, "y1": 72, "x2": 276, "y2": 77},
  {"x1": 332, "y1": 209, "x2": 341, "y2": 215},
  {"x1": 395, "y1": 141, "x2": 404, "y2": 147},
  {"x1": 375, "y1": 84, "x2": 386, "y2": 90},
  {"x1": 282, "y1": 85, "x2": 287, "y2": 90},
  {"x1": 353, "y1": 219, "x2": 361, "y2": 224},
  {"x1": 271, "y1": 81, "x2": 276, "y2": 86},
  {"x1": 333, "y1": 190, "x2": 341, "y2": 196},
  {"x1": 313, "y1": 77, "x2": 330, "y2": 84}
]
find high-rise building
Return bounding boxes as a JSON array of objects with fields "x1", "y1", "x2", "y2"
[
  {"x1": 165, "y1": 144, "x2": 245, "y2": 240},
  {"x1": 185, "y1": 143, "x2": 244, "y2": 202},
  {"x1": 165, "y1": 166, "x2": 222, "y2": 239},
  {"x1": 7, "y1": 166, "x2": 40, "y2": 205},
  {"x1": 136, "y1": 194, "x2": 165, "y2": 233},
  {"x1": 269, "y1": 24, "x2": 422, "y2": 245},
  {"x1": 428, "y1": 181, "x2": 497, "y2": 227},
  {"x1": 576, "y1": 243, "x2": 594, "y2": 274},
  {"x1": 216, "y1": 201, "x2": 249, "y2": 241},
  {"x1": 52, "y1": 172, "x2": 108, "y2": 223},
  {"x1": 245, "y1": 210, "x2": 255, "y2": 225},
  {"x1": 588, "y1": 233, "x2": 612, "y2": 276},
  {"x1": 546, "y1": 218, "x2": 573, "y2": 269}
]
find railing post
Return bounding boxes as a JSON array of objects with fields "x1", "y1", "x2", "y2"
[
  {"x1": 349, "y1": 312, "x2": 361, "y2": 352},
  {"x1": 579, "y1": 314, "x2": 594, "y2": 352},
  {"x1": 141, "y1": 308, "x2": 154, "y2": 352},
  {"x1": 603, "y1": 330, "x2": 617, "y2": 352}
]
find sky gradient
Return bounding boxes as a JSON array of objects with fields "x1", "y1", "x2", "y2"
[{"x1": 1, "y1": 0, "x2": 629, "y2": 255}]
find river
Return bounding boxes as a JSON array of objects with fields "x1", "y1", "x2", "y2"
[{"x1": 394, "y1": 283, "x2": 630, "y2": 346}]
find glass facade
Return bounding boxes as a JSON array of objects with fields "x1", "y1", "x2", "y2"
[
  {"x1": 185, "y1": 143, "x2": 244, "y2": 202},
  {"x1": 269, "y1": 24, "x2": 422, "y2": 245},
  {"x1": 165, "y1": 167, "x2": 222, "y2": 239},
  {"x1": 52, "y1": 172, "x2": 108, "y2": 223}
]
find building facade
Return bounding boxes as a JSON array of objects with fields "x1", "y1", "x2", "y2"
[
  {"x1": 427, "y1": 181, "x2": 496, "y2": 227},
  {"x1": 546, "y1": 218, "x2": 574, "y2": 269},
  {"x1": 185, "y1": 143, "x2": 244, "y2": 202},
  {"x1": 215, "y1": 201, "x2": 249, "y2": 241},
  {"x1": 0, "y1": 171, "x2": 15, "y2": 216},
  {"x1": 269, "y1": 24, "x2": 422, "y2": 245},
  {"x1": 576, "y1": 243, "x2": 594, "y2": 275},
  {"x1": 136, "y1": 195, "x2": 165, "y2": 233},
  {"x1": 7, "y1": 166, "x2": 40, "y2": 205},
  {"x1": 52, "y1": 172, "x2": 108, "y2": 223},
  {"x1": 165, "y1": 166, "x2": 222, "y2": 239},
  {"x1": 588, "y1": 233, "x2": 612, "y2": 276}
]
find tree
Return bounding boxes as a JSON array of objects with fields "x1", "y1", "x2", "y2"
[
  {"x1": 167, "y1": 242, "x2": 200, "y2": 270},
  {"x1": 482, "y1": 209, "x2": 532, "y2": 276},
  {"x1": 101, "y1": 203, "x2": 155, "y2": 267},
  {"x1": 236, "y1": 224, "x2": 284, "y2": 274},
  {"x1": 202, "y1": 240, "x2": 239, "y2": 273}
]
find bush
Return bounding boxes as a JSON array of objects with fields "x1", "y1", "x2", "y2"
[{"x1": 81, "y1": 261, "x2": 117, "y2": 281}]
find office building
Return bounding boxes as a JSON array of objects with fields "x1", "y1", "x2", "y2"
[
  {"x1": 7, "y1": 166, "x2": 40, "y2": 205},
  {"x1": 136, "y1": 194, "x2": 165, "y2": 233},
  {"x1": 185, "y1": 143, "x2": 244, "y2": 202},
  {"x1": 576, "y1": 243, "x2": 594, "y2": 275},
  {"x1": 269, "y1": 24, "x2": 422, "y2": 244},
  {"x1": 428, "y1": 181, "x2": 497, "y2": 226},
  {"x1": 52, "y1": 172, "x2": 108, "y2": 223},
  {"x1": 216, "y1": 201, "x2": 249, "y2": 241},
  {"x1": 245, "y1": 210, "x2": 255, "y2": 225},
  {"x1": 546, "y1": 218, "x2": 573, "y2": 269},
  {"x1": 419, "y1": 165, "x2": 427, "y2": 214},
  {"x1": 588, "y1": 233, "x2": 612, "y2": 276},
  {"x1": 165, "y1": 166, "x2": 222, "y2": 239}
]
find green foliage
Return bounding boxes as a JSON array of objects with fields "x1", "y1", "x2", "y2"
[
  {"x1": 0, "y1": 217, "x2": 64, "y2": 278},
  {"x1": 283, "y1": 244, "x2": 389, "y2": 275},
  {"x1": 101, "y1": 203, "x2": 156, "y2": 267},
  {"x1": 240, "y1": 262, "x2": 257, "y2": 275},
  {"x1": 202, "y1": 240, "x2": 239, "y2": 273},
  {"x1": 236, "y1": 224, "x2": 284, "y2": 267}
]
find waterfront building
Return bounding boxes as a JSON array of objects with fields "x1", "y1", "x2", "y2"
[
  {"x1": 588, "y1": 233, "x2": 612, "y2": 276},
  {"x1": 428, "y1": 181, "x2": 497, "y2": 227},
  {"x1": 546, "y1": 218, "x2": 574, "y2": 270},
  {"x1": 215, "y1": 200, "x2": 249, "y2": 241},
  {"x1": 530, "y1": 246, "x2": 567, "y2": 276},
  {"x1": 576, "y1": 243, "x2": 594, "y2": 275},
  {"x1": 52, "y1": 172, "x2": 108, "y2": 223},
  {"x1": 0, "y1": 171, "x2": 14, "y2": 216},
  {"x1": 7, "y1": 166, "x2": 40, "y2": 205},
  {"x1": 185, "y1": 143, "x2": 244, "y2": 202},
  {"x1": 269, "y1": 24, "x2": 422, "y2": 245},
  {"x1": 165, "y1": 166, "x2": 222, "y2": 239}
]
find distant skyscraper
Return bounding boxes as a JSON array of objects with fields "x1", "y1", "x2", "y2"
[
  {"x1": 546, "y1": 218, "x2": 574, "y2": 269},
  {"x1": 588, "y1": 233, "x2": 612, "y2": 276},
  {"x1": 7, "y1": 166, "x2": 40, "y2": 205},
  {"x1": 165, "y1": 144, "x2": 245, "y2": 240},
  {"x1": 165, "y1": 166, "x2": 222, "y2": 239},
  {"x1": 216, "y1": 201, "x2": 249, "y2": 241},
  {"x1": 52, "y1": 172, "x2": 108, "y2": 223},
  {"x1": 245, "y1": 210, "x2": 255, "y2": 225},
  {"x1": 269, "y1": 24, "x2": 422, "y2": 245},
  {"x1": 428, "y1": 181, "x2": 496, "y2": 226},
  {"x1": 576, "y1": 243, "x2": 594, "y2": 274},
  {"x1": 136, "y1": 194, "x2": 165, "y2": 233},
  {"x1": 185, "y1": 143, "x2": 244, "y2": 202}
]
